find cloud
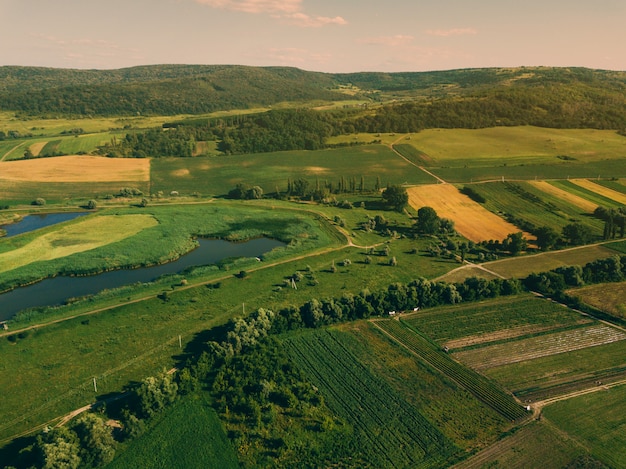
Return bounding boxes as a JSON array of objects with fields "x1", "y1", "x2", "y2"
[
  {"x1": 284, "y1": 13, "x2": 347, "y2": 27},
  {"x1": 359, "y1": 35, "x2": 415, "y2": 47},
  {"x1": 424, "y1": 28, "x2": 478, "y2": 37},
  {"x1": 194, "y1": 0, "x2": 300, "y2": 14},
  {"x1": 194, "y1": 0, "x2": 346, "y2": 27}
]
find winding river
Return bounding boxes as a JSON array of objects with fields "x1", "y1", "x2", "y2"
[{"x1": 0, "y1": 214, "x2": 284, "y2": 321}]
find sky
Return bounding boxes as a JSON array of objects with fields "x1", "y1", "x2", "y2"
[{"x1": 1, "y1": 0, "x2": 625, "y2": 73}]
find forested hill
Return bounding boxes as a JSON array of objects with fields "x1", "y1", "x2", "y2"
[
  {"x1": 0, "y1": 65, "x2": 344, "y2": 116},
  {"x1": 0, "y1": 65, "x2": 625, "y2": 120}
]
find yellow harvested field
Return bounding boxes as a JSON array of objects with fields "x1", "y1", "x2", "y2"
[
  {"x1": 570, "y1": 179, "x2": 626, "y2": 205},
  {"x1": 528, "y1": 180, "x2": 598, "y2": 213},
  {"x1": 28, "y1": 142, "x2": 48, "y2": 157},
  {"x1": 0, "y1": 215, "x2": 157, "y2": 274},
  {"x1": 0, "y1": 155, "x2": 150, "y2": 182},
  {"x1": 407, "y1": 184, "x2": 528, "y2": 243}
]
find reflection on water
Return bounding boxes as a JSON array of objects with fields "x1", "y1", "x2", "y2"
[
  {"x1": 0, "y1": 238, "x2": 284, "y2": 321},
  {"x1": 1, "y1": 212, "x2": 89, "y2": 237}
]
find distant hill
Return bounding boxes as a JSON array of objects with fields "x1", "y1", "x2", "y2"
[
  {"x1": 0, "y1": 65, "x2": 344, "y2": 116},
  {"x1": 0, "y1": 65, "x2": 625, "y2": 123}
]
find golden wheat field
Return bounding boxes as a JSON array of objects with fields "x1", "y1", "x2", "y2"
[
  {"x1": 0, "y1": 155, "x2": 150, "y2": 183},
  {"x1": 407, "y1": 184, "x2": 529, "y2": 242}
]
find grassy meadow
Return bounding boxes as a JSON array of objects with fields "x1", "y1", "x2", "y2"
[
  {"x1": 543, "y1": 384, "x2": 626, "y2": 469},
  {"x1": 150, "y1": 145, "x2": 436, "y2": 197}
]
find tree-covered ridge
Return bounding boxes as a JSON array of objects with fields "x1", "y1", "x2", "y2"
[
  {"x1": 1, "y1": 65, "x2": 625, "y2": 119},
  {"x1": 0, "y1": 65, "x2": 345, "y2": 116}
]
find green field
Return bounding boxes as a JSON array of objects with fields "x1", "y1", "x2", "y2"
[
  {"x1": 483, "y1": 244, "x2": 619, "y2": 279},
  {"x1": 485, "y1": 339, "x2": 626, "y2": 401},
  {"x1": 396, "y1": 127, "x2": 626, "y2": 183},
  {"x1": 543, "y1": 384, "x2": 626, "y2": 468},
  {"x1": 333, "y1": 322, "x2": 510, "y2": 452},
  {"x1": 107, "y1": 394, "x2": 239, "y2": 469},
  {"x1": 150, "y1": 145, "x2": 436, "y2": 197},
  {"x1": 453, "y1": 421, "x2": 589, "y2": 469},
  {"x1": 285, "y1": 328, "x2": 461, "y2": 468},
  {"x1": 373, "y1": 319, "x2": 528, "y2": 421},
  {"x1": 472, "y1": 180, "x2": 603, "y2": 235},
  {"x1": 401, "y1": 295, "x2": 587, "y2": 345}
]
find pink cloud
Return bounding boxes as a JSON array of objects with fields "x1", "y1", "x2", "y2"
[
  {"x1": 284, "y1": 13, "x2": 347, "y2": 27},
  {"x1": 424, "y1": 28, "x2": 478, "y2": 37},
  {"x1": 194, "y1": 0, "x2": 300, "y2": 14},
  {"x1": 194, "y1": 0, "x2": 346, "y2": 27}
]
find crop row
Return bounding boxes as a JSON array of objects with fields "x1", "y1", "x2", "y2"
[
  {"x1": 403, "y1": 296, "x2": 581, "y2": 343},
  {"x1": 286, "y1": 330, "x2": 458, "y2": 469},
  {"x1": 454, "y1": 324, "x2": 626, "y2": 370},
  {"x1": 375, "y1": 320, "x2": 528, "y2": 421}
]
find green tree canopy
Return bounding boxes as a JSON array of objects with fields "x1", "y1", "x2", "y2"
[
  {"x1": 382, "y1": 185, "x2": 409, "y2": 212},
  {"x1": 415, "y1": 206, "x2": 440, "y2": 234}
]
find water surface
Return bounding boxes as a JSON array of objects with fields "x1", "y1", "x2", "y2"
[{"x1": 0, "y1": 238, "x2": 284, "y2": 321}]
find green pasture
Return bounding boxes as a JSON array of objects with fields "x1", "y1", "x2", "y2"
[
  {"x1": 0, "y1": 180, "x2": 151, "y2": 205},
  {"x1": 485, "y1": 244, "x2": 619, "y2": 279},
  {"x1": 108, "y1": 394, "x2": 239, "y2": 469},
  {"x1": 327, "y1": 132, "x2": 408, "y2": 146},
  {"x1": 454, "y1": 421, "x2": 588, "y2": 469},
  {"x1": 0, "y1": 140, "x2": 28, "y2": 161},
  {"x1": 544, "y1": 384, "x2": 626, "y2": 469},
  {"x1": 433, "y1": 159, "x2": 626, "y2": 183},
  {"x1": 473, "y1": 181, "x2": 603, "y2": 234},
  {"x1": 150, "y1": 145, "x2": 436, "y2": 197},
  {"x1": 403, "y1": 127, "x2": 626, "y2": 164},
  {"x1": 402, "y1": 295, "x2": 585, "y2": 345}
]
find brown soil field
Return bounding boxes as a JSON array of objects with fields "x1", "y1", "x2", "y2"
[
  {"x1": 407, "y1": 184, "x2": 530, "y2": 243},
  {"x1": 528, "y1": 180, "x2": 598, "y2": 213},
  {"x1": 28, "y1": 142, "x2": 48, "y2": 157},
  {"x1": 0, "y1": 156, "x2": 150, "y2": 183},
  {"x1": 570, "y1": 179, "x2": 626, "y2": 205}
]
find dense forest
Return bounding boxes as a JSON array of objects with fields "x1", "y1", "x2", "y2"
[{"x1": 1, "y1": 65, "x2": 625, "y2": 119}]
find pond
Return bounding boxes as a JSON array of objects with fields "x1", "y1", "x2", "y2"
[
  {"x1": 0, "y1": 212, "x2": 90, "y2": 237},
  {"x1": 0, "y1": 237, "x2": 284, "y2": 321}
]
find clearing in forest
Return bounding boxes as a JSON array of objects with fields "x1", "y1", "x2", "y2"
[
  {"x1": 0, "y1": 155, "x2": 150, "y2": 183},
  {"x1": 0, "y1": 214, "x2": 158, "y2": 274},
  {"x1": 527, "y1": 180, "x2": 598, "y2": 213},
  {"x1": 406, "y1": 184, "x2": 527, "y2": 242},
  {"x1": 570, "y1": 179, "x2": 626, "y2": 205}
]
